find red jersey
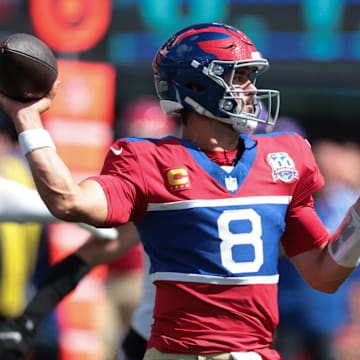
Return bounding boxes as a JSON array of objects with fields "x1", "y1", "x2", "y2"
[{"x1": 90, "y1": 132, "x2": 330, "y2": 359}]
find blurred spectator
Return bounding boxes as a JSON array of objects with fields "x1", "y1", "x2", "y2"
[
  {"x1": 272, "y1": 119, "x2": 360, "y2": 360},
  {"x1": 0, "y1": 111, "x2": 43, "y2": 319},
  {"x1": 0, "y1": 111, "x2": 54, "y2": 359},
  {"x1": 116, "y1": 95, "x2": 181, "y2": 139},
  {"x1": 314, "y1": 140, "x2": 360, "y2": 360},
  {"x1": 102, "y1": 96, "x2": 179, "y2": 360}
]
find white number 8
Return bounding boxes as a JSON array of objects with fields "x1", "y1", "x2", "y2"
[{"x1": 218, "y1": 209, "x2": 264, "y2": 273}]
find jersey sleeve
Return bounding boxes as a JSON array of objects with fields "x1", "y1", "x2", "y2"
[
  {"x1": 291, "y1": 136, "x2": 325, "y2": 207},
  {"x1": 88, "y1": 139, "x2": 148, "y2": 226},
  {"x1": 281, "y1": 195, "x2": 330, "y2": 257},
  {"x1": 281, "y1": 135, "x2": 330, "y2": 257}
]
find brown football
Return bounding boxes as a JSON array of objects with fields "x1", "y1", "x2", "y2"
[{"x1": 0, "y1": 33, "x2": 57, "y2": 101}]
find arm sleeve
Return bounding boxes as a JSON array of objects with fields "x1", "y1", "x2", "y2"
[
  {"x1": 89, "y1": 140, "x2": 148, "y2": 226},
  {"x1": 291, "y1": 136, "x2": 325, "y2": 207},
  {"x1": 281, "y1": 135, "x2": 330, "y2": 257},
  {"x1": 281, "y1": 195, "x2": 331, "y2": 258}
]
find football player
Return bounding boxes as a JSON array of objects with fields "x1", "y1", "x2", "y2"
[{"x1": 0, "y1": 23, "x2": 360, "y2": 360}]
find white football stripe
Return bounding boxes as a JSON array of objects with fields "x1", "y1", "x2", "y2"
[
  {"x1": 151, "y1": 272, "x2": 279, "y2": 285},
  {"x1": 147, "y1": 196, "x2": 292, "y2": 212}
]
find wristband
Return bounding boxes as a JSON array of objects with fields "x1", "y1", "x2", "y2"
[
  {"x1": 18, "y1": 128, "x2": 56, "y2": 156},
  {"x1": 329, "y1": 206, "x2": 360, "y2": 268}
]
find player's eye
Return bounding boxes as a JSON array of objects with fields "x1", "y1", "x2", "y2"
[
  {"x1": 233, "y1": 69, "x2": 257, "y2": 86},
  {"x1": 233, "y1": 72, "x2": 249, "y2": 85}
]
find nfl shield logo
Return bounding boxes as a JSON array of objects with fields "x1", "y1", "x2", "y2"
[
  {"x1": 225, "y1": 176, "x2": 238, "y2": 191},
  {"x1": 267, "y1": 152, "x2": 299, "y2": 183}
]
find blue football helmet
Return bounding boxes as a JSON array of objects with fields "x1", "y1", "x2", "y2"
[{"x1": 153, "y1": 23, "x2": 280, "y2": 133}]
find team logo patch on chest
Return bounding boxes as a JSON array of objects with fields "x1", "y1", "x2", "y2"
[
  {"x1": 267, "y1": 152, "x2": 299, "y2": 183},
  {"x1": 166, "y1": 168, "x2": 191, "y2": 191}
]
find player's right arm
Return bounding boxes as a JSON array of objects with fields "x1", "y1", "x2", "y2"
[{"x1": 0, "y1": 83, "x2": 109, "y2": 226}]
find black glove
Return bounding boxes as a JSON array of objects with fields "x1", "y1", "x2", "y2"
[{"x1": 0, "y1": 316, "x2": 36, "y2": 359}]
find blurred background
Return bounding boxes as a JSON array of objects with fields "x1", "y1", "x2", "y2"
[
  {"x1": 0, "y1": 1, "x2": 360, "y2": 360},
  {"x1": 0, "y1": 0, "x2": 359, "y2": 141}
]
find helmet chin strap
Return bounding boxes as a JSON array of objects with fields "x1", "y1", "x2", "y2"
[
  {"x1": 208, "y1": 112, "x2": 258, "y2": 134},
  {"x1": 226, "y1": 100, "x2": 259, "y2": 134},
  {"x1": 231, "y1": 118, "x2": 258, "y2": 134},
  {"x1": 183, "y1": 96, "x2": 259, "y2": 134}
]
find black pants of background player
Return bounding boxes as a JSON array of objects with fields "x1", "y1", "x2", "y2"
[{"x1": 121, "y1": 327, "x2": 147, "y2": 360}]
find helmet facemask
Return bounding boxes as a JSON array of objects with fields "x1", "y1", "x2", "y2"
[{"x1": 205, "y1": 59, "x2": 280, "y2": 133}]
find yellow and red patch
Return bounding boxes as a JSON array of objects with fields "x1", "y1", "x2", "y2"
[{"x1": 167, "y1": 168, "x2": 191, "y2": 191}]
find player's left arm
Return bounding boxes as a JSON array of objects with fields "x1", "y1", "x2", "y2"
[
  {"x1": 285, "y1": 200, "x2": 359, "y2": 294},
  {"x1": 291, "y1": 244, "x2": 354, "y2": 294}
]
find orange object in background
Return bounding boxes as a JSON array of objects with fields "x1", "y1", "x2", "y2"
[
  {"x1": 42, "y1": 59, "x2": 116, "y2": 360},
  {"x1": 29, "y1": 0, "x2": 115, "y2": 357},
  {"x1": 29, "y1": 0, "x2": 112, "y2": 53},
  {"x1": 48, "y1": 225, "x2": 107, "y2": 360},
  {"x1": 45, "y1": 59, "x2": 115, "y2": 123},
  {"x1": 47, "y1": 223, "x2": 107, "y2": 282},
  {"x1": 57, "y1": 277, "x2": 106, "y2": 332},
  {"x1": 43, "y1": 59, "x2": 116, "y2": 175},
  {"x1": 59, "y1": 329, "x2": 103, "y2": 360}
]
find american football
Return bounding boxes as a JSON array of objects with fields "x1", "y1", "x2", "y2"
[{"x1": 0, "y1": 33, "x2": 57, "y2": 101}]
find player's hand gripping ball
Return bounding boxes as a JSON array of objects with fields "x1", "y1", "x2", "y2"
[{"x1": 0, "y1": 33, "x2": 57, "y2": 101}]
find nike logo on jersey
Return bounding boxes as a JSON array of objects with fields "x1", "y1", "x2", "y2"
[
  {"x1": 0, "y1": 331, "x2": 22, "y2": 342},
  {"x1": 110, "y1": 146, "x2": 123, "y2": 156}
]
